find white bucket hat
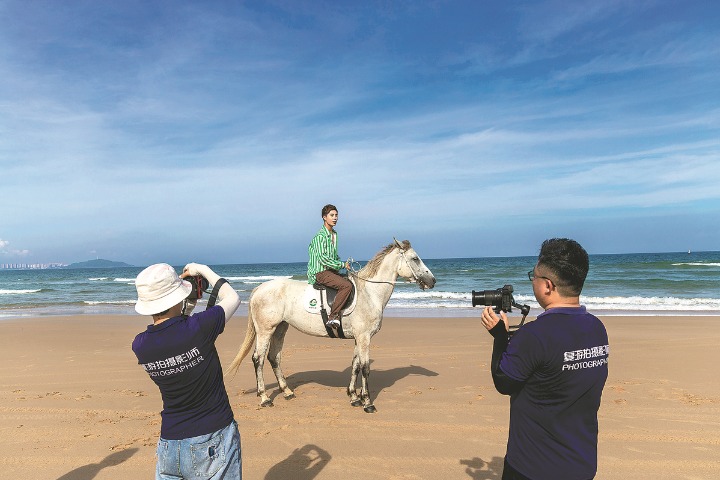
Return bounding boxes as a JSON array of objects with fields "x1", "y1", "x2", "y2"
[{"x1": 135, "y1": 263, "x2": 192, "y2": 315}]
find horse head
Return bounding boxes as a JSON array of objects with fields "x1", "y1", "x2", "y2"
[{"x1": 393, "y1": 238, "x2": 436, "y2": 290}]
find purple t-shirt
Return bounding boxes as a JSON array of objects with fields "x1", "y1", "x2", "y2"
[
  {"x1": 500, "y1": 306, "x2": 609, "y2": 480},
  {"x1": 132, "y1": 306, "x2": 234, "y2": 440}
]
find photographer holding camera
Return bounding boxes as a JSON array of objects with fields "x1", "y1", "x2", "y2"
[
  {"x1": 132, "y1": 263, "x2": 242, "y2": 480},
  {"x1": 480, "y1": 239, "x2": 609, "y2": 480}
]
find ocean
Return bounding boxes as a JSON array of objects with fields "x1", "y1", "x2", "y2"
[{"x1": 1, "y1": 251, "x2": 719, "y2": 320}]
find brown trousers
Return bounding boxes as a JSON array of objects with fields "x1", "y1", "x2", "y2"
[{"x1": 315, "y1": 269, "x2": 353, "y2": 319}]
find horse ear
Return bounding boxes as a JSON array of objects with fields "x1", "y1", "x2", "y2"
[{"x1": 393, "y1": 237, "x2": 404, "y2": 250}]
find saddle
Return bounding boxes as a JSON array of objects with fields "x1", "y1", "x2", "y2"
[{"x1": 303, "y1": 277, "x2": 357, "y2": 339}]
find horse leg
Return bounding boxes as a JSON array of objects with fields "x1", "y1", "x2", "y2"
[
  {"x1": 347, "y1": 343, "x2": 362, "y2": 407},
  {"x1": 360, "y1": 362, "x2": 376, "y2": 413},
  {"x1": 357, "y1": 335, "x2": 376, "y2": 413},
  {"x1": 268, "y1": 321, "x2": 295, "y2": 400},
  {"x1": 252, "y1": 328, "x2": 274, "y2": 407},
  {"x1": 348, "y1": 335, "x2": 377, "y2": 413}
]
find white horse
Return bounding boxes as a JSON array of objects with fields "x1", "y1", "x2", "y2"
[{"x1": 226, "y1": 239, "x2": 436, "y2": 413}]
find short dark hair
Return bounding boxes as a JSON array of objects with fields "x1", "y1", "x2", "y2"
[
  {"x1": 321, "y1": 204, "x2": 337, "y2": 217},
  {"x1": 537, "y1": 238, "x2": 589, "y2": 296}
]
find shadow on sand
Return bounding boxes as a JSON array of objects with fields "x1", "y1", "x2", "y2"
[
  {"x1": 265, "y1": 444, "x2": 331, "y2": 480},
  {"x1": 250, "y1": 363, "x2": 438, "y2": 404},
  {"x1": 460, "y1": 456, "x2": 505, "y2": 479},
  {"x1": 56, "y1": 448, "x2": 139, "y2": 480}
]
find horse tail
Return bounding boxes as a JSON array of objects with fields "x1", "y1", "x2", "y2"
[{"x1": 225, "y1": 301, "x2": 256, "y2": 380}]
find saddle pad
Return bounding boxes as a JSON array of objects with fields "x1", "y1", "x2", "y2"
[{"x1": 303, "y1": 277, "x2": 357, "y2": 316}]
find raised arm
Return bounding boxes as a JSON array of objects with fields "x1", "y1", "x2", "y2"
[{"x1": 182, "y1": 263, "x2": 241, "y2": 321}]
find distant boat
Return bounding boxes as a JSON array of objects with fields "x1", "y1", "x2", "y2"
[{"x1": 688, "y1": 249, "x2": 691, "y2": 254}]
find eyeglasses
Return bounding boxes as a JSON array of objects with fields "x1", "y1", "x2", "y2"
[{"x1": 528, "y1": 270, "x2": 555, "y2": 285}]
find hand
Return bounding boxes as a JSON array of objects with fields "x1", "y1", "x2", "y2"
[
  {"x1": 181, "y1": 263, "x2": 205, "y2": 278},
  {"x1": 481, "y1": 306, "x2": 509, "y2": 332}
]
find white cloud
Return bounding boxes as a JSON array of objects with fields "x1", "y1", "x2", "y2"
[{"x1": 0, "y1": 239, "x2": 30, "y2": 257}]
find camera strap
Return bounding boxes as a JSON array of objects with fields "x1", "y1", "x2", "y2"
[{"x1": 207, "y1": 278, "x2": 228, "y2": 308}]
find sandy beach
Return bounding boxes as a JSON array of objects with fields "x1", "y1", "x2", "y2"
[{"x1": 1, "y1": 314, "x2": 718, "y2": 479}]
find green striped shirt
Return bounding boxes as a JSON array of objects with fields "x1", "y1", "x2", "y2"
[{"x1": 307, "y1": 226, "x2": 344, "y2": 284}]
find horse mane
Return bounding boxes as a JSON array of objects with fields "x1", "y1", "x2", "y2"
[{"x1": 360, "y1": 240, "x2": 411, "y2": 278}]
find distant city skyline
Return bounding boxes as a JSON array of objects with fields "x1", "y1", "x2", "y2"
[
  {"x1": 1, "y1": 1, "x2": 718, "y2": 266},
  {"x1": 0, "y1": 263, "x2": 67, "y2": 270}
]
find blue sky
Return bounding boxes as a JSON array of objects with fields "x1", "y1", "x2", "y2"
[{"x1": 1, "y1": 0, "x2": 719, "y2": 266}]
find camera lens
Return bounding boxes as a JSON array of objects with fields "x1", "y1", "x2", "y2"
[{"x1": 471, "y1": 290, "x2": 502, "y2": 308}]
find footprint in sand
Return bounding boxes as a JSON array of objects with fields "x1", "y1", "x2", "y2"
[
  {"x1": 116, "y1": 389, "x2": 147, "y2": 397},
  {"x1": 36, "y1": 391, "x2": 62, "y2": 399},
  {"x1": 680, "y1": 393, "x2": 715, "y2": 406}
]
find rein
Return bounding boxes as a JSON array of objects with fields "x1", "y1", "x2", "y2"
[
  {"x1": 348, "y1": 270, "x2": 396, "y2": 285},
  {"x1": 347, "y1": 258, "x2": 396, "y2": 285},
  {"x1": 346, "y1": 249, "x2": 423, "y2": 286}
]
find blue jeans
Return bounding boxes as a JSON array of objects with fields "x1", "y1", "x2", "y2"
[{"x1": 156, "y1": 421, "x2": 241, "y2": 479}]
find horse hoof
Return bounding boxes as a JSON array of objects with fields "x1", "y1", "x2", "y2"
[
  {"x1": 350, "y1": 399, "x2": 362, "y2": 407},
  {"x1": 363, "y1": 405, "x2": 377, "y2": 413},
  {"x1": 260, "y1": 399, "x2": 274, "y2": 407},
  {"x1": 284, "y1": 393, "x2": 296, "y2": 400}
]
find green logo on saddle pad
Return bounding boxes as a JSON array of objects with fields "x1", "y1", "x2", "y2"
[{"x1": 309, "y1": 299, "x2": 317, "y2": 307}]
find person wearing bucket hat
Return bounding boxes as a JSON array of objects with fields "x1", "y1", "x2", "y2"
[{"x1": 132, "y1": 262, "x2": 242, "y2": 480}]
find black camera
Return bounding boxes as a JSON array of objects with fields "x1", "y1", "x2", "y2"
[
  {"x1": 186, "y1": 275, "x2": 209, "y2": 300},
  {"x1": 472, "y1": 284, "x2": 515, "y2": 313},
  {"x1": 472, "y1": 284, "x2": 531, "y2": 333}
]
